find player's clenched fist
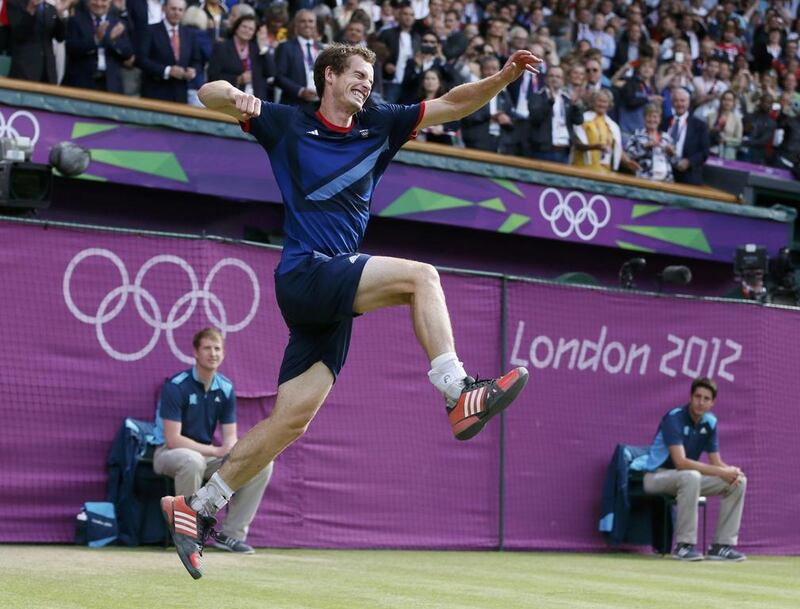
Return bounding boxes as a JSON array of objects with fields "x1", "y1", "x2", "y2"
[{"x1": 231, "y1": 90, "x2": 261, "y2": 120}]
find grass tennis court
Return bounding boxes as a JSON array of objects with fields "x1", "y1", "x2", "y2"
[{"x1": 1, "y1": 546, "x2": 797, "y2": 609}]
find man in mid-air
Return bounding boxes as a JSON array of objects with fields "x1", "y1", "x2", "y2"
[{"x1": 161, "y1": 42, "x2": 540, "y2": 579}]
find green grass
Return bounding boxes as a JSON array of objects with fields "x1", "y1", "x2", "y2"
[{"x1": 0, "y1": 546, "x2": 798, "y2": 609}]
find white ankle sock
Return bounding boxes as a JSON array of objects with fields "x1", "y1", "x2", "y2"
[
  {"x1": 190, "y1": 472, "x2": 233, "y2": 517},
  {"x1": 428, "y1": 352, "x2": 467, "y2": 401}
]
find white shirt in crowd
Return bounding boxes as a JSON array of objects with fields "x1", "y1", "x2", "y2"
[
  {"x1": 394, "y1": 30, "x2": 413, "y2": 84},
  {"x1": 148, "y1": 0, "x2": 164, "y2": 24},
  {"x1": 551, "y1": 90, "x2": 570, "y2": 147},
  {"x1": 671, "y1": 113, "x2": 689, "y2": 159}
]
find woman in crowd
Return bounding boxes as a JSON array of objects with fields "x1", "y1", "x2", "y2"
[
  {"x1": 207, "y1": 14, "x2": 273, "y2": 100},
  {"x1": 707, "y1": 90, "x2": 743, "y2": 160},
  {"x1": 624, "y1": 103, "x2": 677, "y2": 181},
  {"x1": 572, "y1": 88, "x2": 623, "y2": 174},
  {"x1": 730, "y1": 68, "x2": 758, "y2": 116},
  {"x1": 414, "y1": 69, "x2": 460, "y2": 145}
]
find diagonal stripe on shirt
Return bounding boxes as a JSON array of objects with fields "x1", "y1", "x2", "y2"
[{"x1": 306, "y1": 138, "x2": 389, "y2": 201}]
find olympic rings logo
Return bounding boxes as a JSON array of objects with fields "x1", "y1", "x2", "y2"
[
  {"x1": 63, "y1": 248, "x2": 260, "y2": 363},
  {"x1": 538, "y1": 187, "x2": 611, "y2": 241},
  {"x1": 0, "y1": 109, "x2": 40, "y2": 146}
]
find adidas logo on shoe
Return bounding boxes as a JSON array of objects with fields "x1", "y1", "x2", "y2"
[{"x1": 447, "y1": 367, "x2": 529, "y2": 441}]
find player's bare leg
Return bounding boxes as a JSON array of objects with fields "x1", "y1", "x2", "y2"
[
  {"x1": 162, "y1": 362, "x2": 333, "y2": 578},
  {"x1": 354, "y1": 256, "x2": 529, "y2": 440},
  {"x1": 219, "y1": 362, "x2": 333, "y2": 489}
]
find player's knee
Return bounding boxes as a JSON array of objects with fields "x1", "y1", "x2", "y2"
[
  {"x1": 282, "y1": 406, "x2": 317, "y2": 442},
  {"x1": 413, "y1": 262, "x2": 440, "y2": 292}
]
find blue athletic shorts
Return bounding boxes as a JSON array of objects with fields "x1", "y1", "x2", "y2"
[{"x1": 274, "y1": 252, "x2": 370, "y2": 385}]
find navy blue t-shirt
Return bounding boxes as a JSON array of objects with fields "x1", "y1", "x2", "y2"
[
  {"x1": 157, "y1": 367, "x2": 236, "y2": 445},
  {"x1": 243, "y1": 100, "x2": 425, "y2": 273}
]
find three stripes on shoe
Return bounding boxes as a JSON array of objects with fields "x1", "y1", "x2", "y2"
[
  {"x1": 174, "y1": 509, "x2": 198, "y2": 537},
  {"x1": 460, "y1": 386, "x2": 488, "y2": 418}
]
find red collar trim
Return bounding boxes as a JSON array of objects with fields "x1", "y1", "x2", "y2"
[{"x1": 316, "y1": 110, "x2": 354, "y2": 133}]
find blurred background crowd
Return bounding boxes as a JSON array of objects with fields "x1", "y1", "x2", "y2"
[{"x1": 3, "y1": 0, "x2": 800, "y2": 184}]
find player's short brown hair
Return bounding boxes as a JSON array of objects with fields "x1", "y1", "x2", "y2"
[
  {"x1": 192, "y1": 327, "x2": 224, "y2": 350},
  {"x1": 314, "y1": 44, "x2": 376, "y2": 100}
]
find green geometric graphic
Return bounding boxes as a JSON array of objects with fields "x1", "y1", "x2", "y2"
[
  {"x1": 73, "y1": 173, "x2": 108, "y2": 182},
  {"x1": 478, "y1": 198, "x2": 507, "y2": 212},
  {"x1": 71, "y1": 122, "x2": 118, "y2": 139},
  {"x1": 490, "y1": 178, "x2": 525, "y2": 197},
  {"x1": 616, "y1": 240, "x2": 655, "y2": 253},
  {"x1": 379, "y1": 187, "x2": 474, "y2": 217},
  {"x1": 498, "y1": 213, "x2": 530, "y2": 233},
  {"x1": 617, "y1": 225, "x2": 712, "y2": 253},
  {"x1": 631, "y1": 204, "x2": 662, "y2": 219},
  {"x1": 89, "y1": 149, "x2": 189, "y2": 182}
]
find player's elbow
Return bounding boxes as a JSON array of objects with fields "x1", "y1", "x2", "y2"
[
  {"x1": 197, "y1": 83, "x2": 214, "y2": 107},
  {"x1": 198, "y1": 80, "x2": 229, "y2": 107}
]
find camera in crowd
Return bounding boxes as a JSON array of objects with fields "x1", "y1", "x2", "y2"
[{"x1": 734, "y1": 244, "x2": 800, "y2": 305}]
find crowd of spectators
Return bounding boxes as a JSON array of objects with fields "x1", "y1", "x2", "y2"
[{"x1": 3, "y1": 0, "x2": 800, "y2": 183}]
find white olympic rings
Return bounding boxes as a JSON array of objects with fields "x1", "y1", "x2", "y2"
[
  {"x1": 538, "y1": 187, "x2": 611, "y2": 241},
  {"x1": 63, "y1": 248, "x2": 260, "y2": 363},
  {"x1": 0, "y1": 109, "x2": 40, "y2": 147}
]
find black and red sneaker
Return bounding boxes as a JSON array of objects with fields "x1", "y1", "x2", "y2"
[
  {"x1": 161, "y1": 495, "x2": 216, "y2": 580},
  {"x1": 447, "y1": 367, "x2": 529, "y2": 441}
]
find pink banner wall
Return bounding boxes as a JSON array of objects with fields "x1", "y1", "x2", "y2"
[{"x1": 0, "y1": 220, "x2": 797, "y2": 553}]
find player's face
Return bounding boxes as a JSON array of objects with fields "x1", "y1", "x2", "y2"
[
  {"x1": 331, "y1": 55, "x2": 373, "y2": 112},
  {"x1": 689, "y1": 387, "x2": 715, "y2": 421},
  {"x1": 194, "y1": 337, "x2": 224, "y2": 373}
]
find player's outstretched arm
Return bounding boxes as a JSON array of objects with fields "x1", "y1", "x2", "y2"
[
  {"x1": 417, "y1": 50, "x2": 541, "y2": 130},
  {"x1": 198, "y1": 80, "x2": 261, "y2": 121}
]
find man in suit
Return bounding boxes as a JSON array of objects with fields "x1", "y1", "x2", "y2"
[
  {"x1": 64, "y1": 0, "x2": 135, "y2": 94},
  {"x1": 527, "y1": 66, "x2": 584, "y2": 164},
  {"x1": 7, "y1": 0, "x2": 67, "y2": 83},
  {"x1": 274, "y1": 8, "x2": 320, "y2": 105},
  {"x1": 378, "y1": 2, "x2": 419, "y2": 103},
  {"x1": 667, "y1": 87, "x2": 710, "y2": 186},
  {"x1": 460, "y1": 56, "x2": 513, "y2": 153},
  {"x1": 138, "y1": 0, "x2": 202, "y2": 103}
]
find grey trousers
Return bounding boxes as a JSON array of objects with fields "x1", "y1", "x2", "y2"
[
  {"x1": 153, "y1": 445, "x2": 273, "y2": 541},
  {"x1": 643, "y1": 468, "x2": 747, "y2": 547}
]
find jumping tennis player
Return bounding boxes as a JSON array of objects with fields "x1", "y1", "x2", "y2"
[{"x1": 161, "y1": 43, "x2": 539, "y2": 579}]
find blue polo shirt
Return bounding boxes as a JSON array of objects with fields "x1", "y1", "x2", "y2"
[
  {"x1": 631, "y1": 405, "x2": 719, "y2": 472},
  {"x1": 156, "y1": 366, "x2": 236, "y2": 445},
  {"x1": 242, "y1": 100, "x2": 425, "y2": 274}
]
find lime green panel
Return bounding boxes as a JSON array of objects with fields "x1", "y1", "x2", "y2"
[
  {"x1": 631, "y1": 204, "x2": 662, "y2": 219},
  {"x1": 498, "y1": 213, "x2": 530, "y2": 233},
  {"x1": 490, "y1": 178, "x2": 524, "y2": 197},
  {"x1": 379, "y1": 187, "x2": 474, "y2": 217},
  {"x1": 478, "y1": 198, "x2": 507, "y2": 212},
  {"x1": 618, "y1": 225, "x2": 712, "y2": 253},
  {"x1": 89, "y1": 149, "x2": 189, "y2": 183},
  {"x1": 71, "y1": 122, "x2": 118, "y2": 139},
  {"x1": 616, "y1": 240, "x2": 656, "y2": 252},
  {"x1": 73, "y1": 173, "x2": 108, "y2": 182}
]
